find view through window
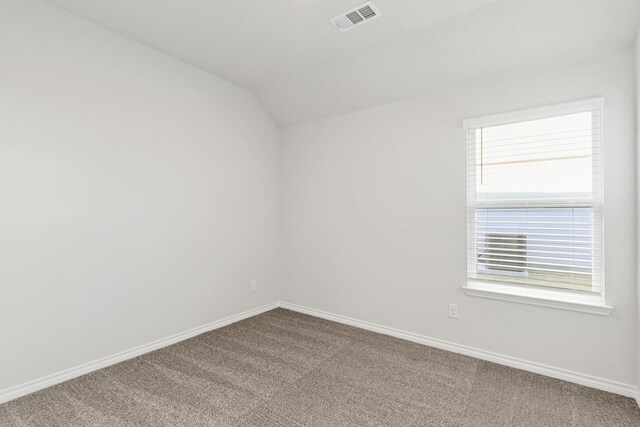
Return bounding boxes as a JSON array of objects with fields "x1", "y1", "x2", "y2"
[{"x1": 466, "y1": 106, "x2": 603, "y2": 293}]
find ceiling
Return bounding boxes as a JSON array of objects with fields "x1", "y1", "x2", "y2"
[{"x1": 43, "y1": 0, "x2": 640, "y2": 126}]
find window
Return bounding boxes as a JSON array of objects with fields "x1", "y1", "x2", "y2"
[{"x1": 463, "y1": 98, "x2": 610, "y2": 314}]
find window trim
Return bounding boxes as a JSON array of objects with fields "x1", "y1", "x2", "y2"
[
  {"x1": 463, "y1": 97, "x2": 610, "y2": 314},
  {"x1": 463, "y1": 281, "x2": 612, "y2": 315},
  {"x1": 462, "y1": 97, "x2": 605, "y2": 129}
]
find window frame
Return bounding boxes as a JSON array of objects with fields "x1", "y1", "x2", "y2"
[{"x1": 462, "y1": 98, "x2": 612, "y2": 315}]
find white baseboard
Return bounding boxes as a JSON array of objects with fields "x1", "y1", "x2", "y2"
[
  {"x1": 0, "y1": 302, "x2": 279, "y2": 405},
  {"x1": 2, "y1": 300, "x2": 638, "y2": 408},
  {"x1": 279, "y1": 301, "x2": 638, "y2": 400}
]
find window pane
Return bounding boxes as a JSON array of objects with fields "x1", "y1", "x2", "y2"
[
  {"x1": 474, "y1": 207, "x2": 595, "y2": 291},
  {"x1": 475, "y1": 112, "x2": 595, "y2": 203}
]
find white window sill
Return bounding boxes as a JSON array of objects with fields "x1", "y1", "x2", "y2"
[{"x1": 463, "y1": 281, "x2": 613, "y2": 316}]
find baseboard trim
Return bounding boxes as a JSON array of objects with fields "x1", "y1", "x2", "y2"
[
  {"x1": 0, "y1": 302, "x2": 279, "y2": 405},
  {"x1": 279, "y1": 301, "x2": 638, "y2": 400},
  {"x1": 3, "y1": 301, "x2": 637, "y2": 407}
]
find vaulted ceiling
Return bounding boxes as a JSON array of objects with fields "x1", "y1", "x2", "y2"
[{"x1": 44, "y1": 0, "x2": 640, "y2": 126}]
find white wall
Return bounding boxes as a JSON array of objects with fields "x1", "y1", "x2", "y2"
[
  {"x1": 1, "y1": 0, "x2": 637, "y2": 400},
  {"x1": 636, "y1": 28, "x2": 640, "y2": 395},
  {"x1": 282, "y1": 48, "x2": 637, "y2": 385},
  {"x1": 0, "y1": 0, "x2": 280, "y2": 392}
]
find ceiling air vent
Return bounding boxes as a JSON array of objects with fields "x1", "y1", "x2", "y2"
[{"x1": 330, "y1": 2, "x2": 381, "y2": 32}]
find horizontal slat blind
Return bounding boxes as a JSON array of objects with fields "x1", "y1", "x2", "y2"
[{"x1": 466, "y1": 103, "x2": 603, "y2": 293}]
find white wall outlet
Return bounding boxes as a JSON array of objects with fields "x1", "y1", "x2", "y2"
[
  {"x1": 250, "y1": 280, "x2": 258, "y2": 291},
  {"x1": 448, "y1": 303, "x2": 459, "y2": 319}
]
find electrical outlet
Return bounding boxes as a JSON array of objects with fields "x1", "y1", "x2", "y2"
[
  {"x1": 250, "y1": 280, "x2": 258, "y2": 292},
  {"x1": 448, "y1": 303, "x2": 459, "y2": 319}
]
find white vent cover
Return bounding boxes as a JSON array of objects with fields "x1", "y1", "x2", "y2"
[{"x1": 330, "y1": 2, "x2": 381, "y2": 32}]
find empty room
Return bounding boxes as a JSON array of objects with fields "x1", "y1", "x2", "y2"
[{"x1": 2, "y1": 0, "x2": 640, "y2": 425}]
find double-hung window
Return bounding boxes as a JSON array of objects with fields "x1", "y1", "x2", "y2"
[{"x1": 463, "y1": 98, "x2": 610, "y2": 314}]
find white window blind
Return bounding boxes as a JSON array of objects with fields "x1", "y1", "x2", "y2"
[{"x1": 465, "y1": 98, "x2": 604, "y2": 294}]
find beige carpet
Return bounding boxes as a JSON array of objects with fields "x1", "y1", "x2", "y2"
[{"x1": 1, "y1": 308, "x2": 638, "y2": 426}]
